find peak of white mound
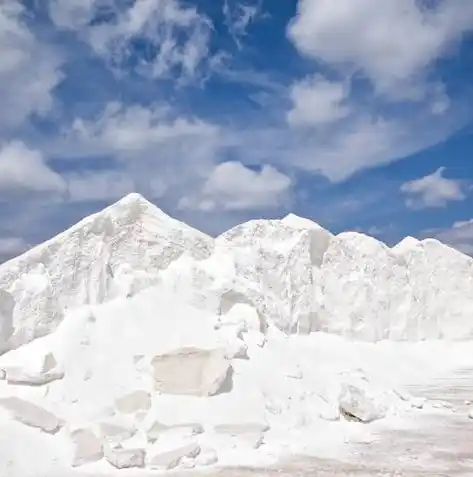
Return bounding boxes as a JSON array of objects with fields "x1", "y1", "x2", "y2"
[
  {"x1": 391, "y1": 236, "x2": 419, "y2": 254},
  {"x1": 0, "y1": 194, "x2": 213, "y2": 350},
  {"x1": 281, "y1": 213, "x2": 325, "y2": 230}
]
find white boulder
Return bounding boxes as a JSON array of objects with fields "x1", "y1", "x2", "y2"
[
  {"x1": 105, "y1": 446, "x2": 145, "y2": 469},
  {"x1": 150, "y1": 347, "x2": 232, "y2": 396},
  {"x1": 0, "y1": 397, "x2": 62, "y2": 433},
  {"x1": 4, "y1": 352, "x2": 63, "y2": 386},
  {"x1": 338, "y1": 384, "x2": 387, "y2": 423},
  {"x1": 70, "y1": 428, "x2": 104, "y2": 467},
  {"x1": 147, "y1": 442, "x2": 201, "y2": 470}
]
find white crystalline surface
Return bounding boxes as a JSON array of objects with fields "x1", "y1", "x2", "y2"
[
  {"x1": 0, "y1": 194, "x2": 213, "y2": 349},
  {"x1": 0, "y1": 194, "x2": 472, "y2": 476}
]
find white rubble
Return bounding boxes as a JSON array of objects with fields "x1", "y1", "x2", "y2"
[
  {"x1": 2, "y1": 194, "x2": 473, "y2": 474},
  {"x1": 338, "y1": 383, "x2": 387, "y2": 423},
  {"x1": 145, "y1": 421, "x2": 204, "y2": 443},
  {"x1": 97, "y1": 420, "x2": 136, "y2": 447},
  {"x1": 3, "y1": 351, "x2": 64, "y2": 386},
  {"x1": 0, "y1": 397, "x2": 62, "y2": 433},
  {"x1": 69, "y1": 428, "x2": 103, "y2": 467},
  {"x1": 104, "y1": 445, "x2": 146, "y2": 469},
  {"x1": 150, "y1": 347, "x2": 232, "y2": 396},
  {"x1": 147, "y1": 441, "x2": 201, "y2": 470}
]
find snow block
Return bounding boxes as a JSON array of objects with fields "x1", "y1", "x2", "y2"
[
  {"x1": 338, "y1": 384, "x2": 387, "y2": 423},
  {"x1": 98, "y1": 421, "x2": 135, "y2": 447},
  {"x1": 70, "y1": 428, "x2": 103, "y2": 467},
  {"x1": 150, "y1": 347, "x2": 232, "y2": 396},
  {"x1": 105, "y1": 446, "x2": 145, "y2": 469},
  {"x1": 147, "y1": 442, "x2": 201, "y2": 470},
  {"x1": 0, "y1": 397, "x2": 62, "y2": 433},
  {"x1": 4, "y1": 352, "x2": 64, "y2": 386},
  {"x1": 146, "y1": 422, "x2": 204, "y2": 443}
]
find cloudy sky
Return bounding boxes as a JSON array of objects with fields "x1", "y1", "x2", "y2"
[{"x1": 1, "y1": 0, "x2": 473, "y2": 261}]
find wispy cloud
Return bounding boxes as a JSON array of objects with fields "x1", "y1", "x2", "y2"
[
  {"x1": 223, "y1": 0, "x2": 262, "y2": 49},
  {"x1": 49, "y1": 0, "x2": 215, "y2": 82},
  {"x1": 401, "y1": 167, "x2": 469, "y2": 209}
]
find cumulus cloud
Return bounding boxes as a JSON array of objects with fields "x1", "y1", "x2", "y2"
[
  {"x1": 401, "y1": 167, "x2": 467, "y2": 209},
  {"x1": 288, "y1": 0, "x2": 473, "y2": 99},
  {"x1": 277, "y1": 0, "x2": 473, "y2": 183},
  {"x1": 287, "y1": 75, "x2": 350, "y2": 128},
  {"x1": 0, "y1": 0, "x2": 63, "y2": 131},
  {"x1": 48, "y1": 0, "x2": 214, "y2": 82},
  {"x1": 0, "y1": 141, "x2": 66, "y2": 194},
  {"x1": 178, "y1": 161, "x2": 292, "y2": 212}
]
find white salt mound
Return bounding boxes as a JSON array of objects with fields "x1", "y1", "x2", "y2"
[
  {"x1": 0, "y1": 193, "x2": 472, "y2": 474},
  {"x1": 0, "y1": 193, "x2": 213, "y2": 350}
]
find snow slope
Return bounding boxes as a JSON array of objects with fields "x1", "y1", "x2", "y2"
[
  {"x1": 0, "y1": 194, "x2": 213, "y2": 349},
  {"x1": 0, "y1": 285, "x2": 428, "y2": 476}
]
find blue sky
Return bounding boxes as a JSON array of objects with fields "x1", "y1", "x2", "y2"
[{"x1": 1, "y1": 0, "x2": 473, "y2": 261}]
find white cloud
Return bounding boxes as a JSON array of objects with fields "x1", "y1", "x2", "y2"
[
  {"x1": 67, "y1": 102, "x2": 221, "y2": 158},
  {"x1": 0, "y1": 237, "x2": 28, "y2": 260},
  {"x1": 288, "y1": 0, "x2": 473, "y2": 99},
  {"x1": 287, "y1": 74, "x2": 350, "y2": 127},
  {"x1": 238, "y1": 111, "x2": 463, "y2": 183},
  {"x1": 50, "y1": 102, "x2": 232, "y2": 205},
  {"x1": 400, "y1": 167, "x2": 467, "y2": 209},
  {"x1": 433, "y1": 219, "x2": 473, "y2": 255},
  {"x1": 49, "y1": 0, "x2": 213, "y2": 81},
  {"x1": 223, "y1": 0, "x2": 261, "y2": 48},
  {"x1": 65, "y1": 169, "x2": 168, "y2": 202},
  {"x1": 0, "y1": 141, "x2": 66, "y2": 194},
  {"x1": 178, "y1": 161, "x2": 292, "y2": 212},
  {"x1": 0, "y1": 0, "x2": 63, "y2": 131}
]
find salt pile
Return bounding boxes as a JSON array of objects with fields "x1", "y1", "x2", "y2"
[{"x1": 0, "y1": 193, "x2": 471, "y2": 475}]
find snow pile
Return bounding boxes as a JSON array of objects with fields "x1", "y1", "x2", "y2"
[
  {"x1": 0, "y1": 194, "x2": 213, "y2": 349},
  {"x1": 2, "y1": 192, "x2": 473, "y2": 345},
  {"x1": 159, "y1": 217, "x2": 333, "y2": 335},
  {"x1": 0, "y1": 286, "x2": 418, "y2": 474},
  {"x1": 317, "y1": 233, "x2": 473, "y2": 340},
  {"x1": 0, "y1": 193, "x2": 472, "y2": 474}
]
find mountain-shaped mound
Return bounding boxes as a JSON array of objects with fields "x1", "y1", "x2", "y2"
[{"x1": 0, "y1": 194, "x2": 213, "y2": 349}]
